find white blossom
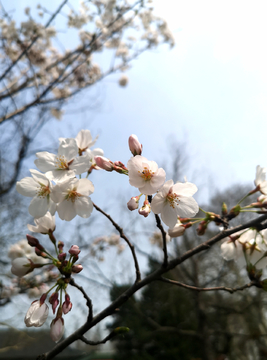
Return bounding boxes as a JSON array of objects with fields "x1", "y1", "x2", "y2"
[
  {"x1": 255, "y1": 165, "x2": 267, "y2": 195},
  {"x1": 51, "y1": 177, "x2": 94, "y2": 221},
  {"x1": 16, "y1": 170, "x2": 55, "y2": 218},
  {"x1": 27, "y1": 211, "x2": 56, "y2": 234},
  {"x1": 151, "y1": 179, "x2": 199, "y2": 228},
  {"x1": 35, "y1": 138, "x2": 89, "y2": 182},
  {"x1": 127, "y1": 155, "x2": 166, "y2": 195}
]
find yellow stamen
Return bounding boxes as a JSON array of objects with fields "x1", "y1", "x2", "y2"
[
  {"x1": 138, "y1": 167, "x2": 155, "y2": 181},
  {"x1": 55, "y1": 155, "x2": 69, "y2": 170},
  {"x1": 65, "y1": 190, "x2": 82, "y2": 203},
  {"x1": 167, "y1": 192, "x2": 180, "y2": 209}
]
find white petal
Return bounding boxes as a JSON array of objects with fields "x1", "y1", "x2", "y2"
[
  {"x1": 57, "y1": 201, "x2": 77, "y2": 221},
  {"x1": 221, "y1": 240, "x2": 236, "y2": 261},
  {"x1": 70, "y1": 156, "x2": 90, "y2": 175},
  {"x1": 77, "y1": 178, "x2": 94, "y2": 196},
  {"x1": 30, "y1": 169, "x2": 49, "y2": 186},
  {"x1": 176, "y1": 196, "x2": 199, "y2": 218},
  {"x1": 161, "y1": 204, "x2": 178, "y2": 227},
  {"x1": 58, "y1": 138, "x2": 78, "y2": 161},
  {"x1": 16, "y1": 177, "x2": 38, "y2": 197},
  {"x1": 75, "y1": 197, "x2": 93, "y2": 218},
  {"x1": 172, "y1": 182, "x2": 198, "y2": 196},
  {"x1": 151, "y1": 193, "x2": 167, "y2": 214},
  {"x1": 35, "y1": 152, "x2": 57, "y2": 172},
  {"x1": 28, "y1": 196, "x2": 49, "y2": 218}
]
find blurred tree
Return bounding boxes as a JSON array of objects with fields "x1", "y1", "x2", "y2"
[{"x1": 108, "y1": 184, "x2": 267, "y2": 360}]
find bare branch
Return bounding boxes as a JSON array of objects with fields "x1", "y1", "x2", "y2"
[
  {"x1": 159, "y1": 277, "x2": 257, "y2": 294},
  {"x1": 93, "y1": 202, "x2": 141, "y2": 283},
  {"x1": 69, "y1": 277, "x2": 93, "y2": 323},
  {"x1": 0, "y1": 0, "x2": 68, "y2": 82}
]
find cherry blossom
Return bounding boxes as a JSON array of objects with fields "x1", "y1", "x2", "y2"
[
  {"x1": 255, "y1": 165, "x2": 267, "y2": 195},
  {"x1": 151, "y1": 179, "x2": 199, "y2": 228},
  {"x1": 221, "y1": 229, "x2": 267, "y2": 269},
  {"x1": 24, "y1": 299, "x2": 49, "y2": 327},
  {"x1": 127, "y1": 155, "x2": 166, "y2": 195},
  {"x1": 34, "y1": 138, "x2": 89, "y2": 182},
  {"x1": 75, "y1": 129, "x2": 98, "y2": 154},
  {"x1": 27, "y1": 211, "x2": 56, "y2": 234},
  {"x1": 51, "y1": 177, "x2": 94, "y2": 221},
  {"x1": 16, "y1": 169, "x2": 55, "y2": 218}
]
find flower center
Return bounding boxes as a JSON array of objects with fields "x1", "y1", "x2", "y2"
[
  {"x1": 167, "y1": 192, "x2": 180, "y2": 209},
  {"x1": 139, "y1": 167, "x2": 155, "y2": 181},
  {"x1": 65, "y1": 190, "x2": 82, "y2": 203},
  {"x1": 55, "y1": 155, "x2": 69, "y2": 170},
  {"x1": 37, "y1": 184, "x2": 50, "y2": 198}
]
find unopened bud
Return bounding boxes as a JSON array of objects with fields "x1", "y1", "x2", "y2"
[
  {"x1": 27, "y1": 234, "x2": 39, "y2": 247},
  {"x1": 72, "y1": 264, "x2": 83, "y2": 273},
  {"x1": 138, "y1": 200, "x2": 151, "y2": 218},
  {"x1": 69, "y1": 245, "x2": 81, "y2": 256},
  {"x1": 58, "y1": 241, "x2": 64, "y2": 253},
  {"x1": 128, "y1": 134, "x2": 142, "y2": 156},
  {"x1": 221, "y1": 202, "x2": 228, "y2": 216},
  {"x1": 35, "y1": 248, "x2": 47, "y2": 258},
  {"x1": 197, "y1": 221, "x2": 208, "y2": 236},
  {"x1": 62, "y1": 294, "x2": 72, "y2": 314},
  {"x1": 49, "y1": 292, "x2": 59, "y2": 314},
  {"x1": 229, "y1": 205, "x2": 241, "y2": 219},
  {"x1": 58, "y1": 252, "x2": 66, "y2": 261},
  {"x1": 127, "y1": 196, "x2": 140, "y2": 211},
  {"x1": 95, "y1": 156, "x2": 114, "y2": 171}
]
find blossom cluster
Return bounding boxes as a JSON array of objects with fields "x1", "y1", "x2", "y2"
[
  {"x1": 16, "y1": 130, "x2": 101, "y2": 221},
  {"x1": 10, "y1": 128, "x2": 267, "y2": 349},
  {"x1": 0, "y1": 0, "x2": 174, "y2": 124}
]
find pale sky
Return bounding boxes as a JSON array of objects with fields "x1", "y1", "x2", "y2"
[{"x1": 2, "y1": 0, "x2": 267, "y2": 337}]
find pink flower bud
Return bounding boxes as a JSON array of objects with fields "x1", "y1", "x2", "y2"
[
  {"x1": 49, "y1": 292, "x2": 59, "y2": 314},
  {"x1": 128, "y1": 134, "x2": 142, "y2": 156},
  {"x1": 138, "y1": 200, "x2": 151, "y2": 218},
  {"x1": 95, "y1": 156, "x2": 114, "y2": 171},
  {"x1": 50, "y1": 317, "x2": 64, "y2": 342},
  {"x1": 26, "y1": 234, "x2": 39, "y2": 247},
  {"x1": 72, "y1": 264, "x2": 83, "y2": 273},
  {"x1": 58, "y1": 252, "x2": 66, "y2": 261},
  {"x1": 62, "y1": 294, "x2": 72, "y2": 314},
  {"x1": 69, "y1": 245, "x2": 81, "y2": 256},
  {"x1": 127, "y1": 196, "x2": 139, "y2": 211}
]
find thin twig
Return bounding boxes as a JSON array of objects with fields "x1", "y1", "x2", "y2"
[
  {"x1": 154, "y1": 214, "x2": 168, "y2": 267},
  {"x1": 159, "y1": 277, "x2": 257, "y2": 294},
  {"x1": 93, "y1": 202, "x2": 141, "y2": 282},
  {"x1": 0, "y1": 0, "x2": 68, "y2": 82},
  {"x1": 69, "y1": 277, "x2": 93, "y2": 322}
]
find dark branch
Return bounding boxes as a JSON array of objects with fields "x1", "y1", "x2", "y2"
[
  {"x1": 159, "y1": 277, "x2": 257, "y2": 294},
  {"x1": 69, "y1": 277, "x2": 93, "y2": 322},
  {"x1": 93, "y1": 202, "x2": 141, "y2": 283}
]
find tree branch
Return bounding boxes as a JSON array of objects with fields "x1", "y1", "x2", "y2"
[
  {"x1": 93, "y1": 202, "x2": 141, "y2": 283},
  {"x1": 159, "y1": 277, "x2": 257, "y2": 294},
  {"x1": 69, "y1": 277, "x2": 93, "y2": 322}
]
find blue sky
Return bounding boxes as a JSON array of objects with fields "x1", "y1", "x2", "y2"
[{"x1": 5, "y1": 0, "x2": 267, "y2": 200}]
